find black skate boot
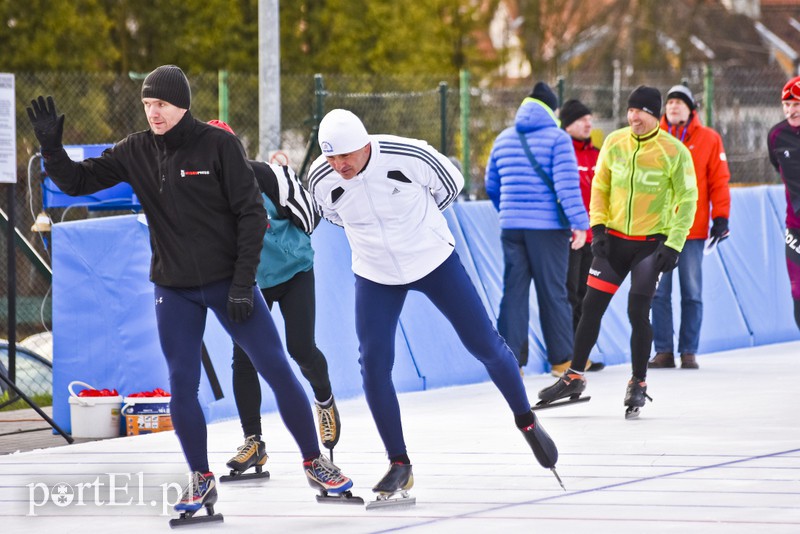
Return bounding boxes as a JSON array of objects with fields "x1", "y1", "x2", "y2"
[
  {"x1": 624, "y1": 376, "x2": 653, "y2": 419},
  {"x1": 520, "y1": 412, "x2": 565, "y2": 490},
  {"x1": 315, "y1": 396, "x2": 341, "y2": 452},
  {"x1": 220, "y1": 435, "x2": 270, "y2": 482},
  {"x1": 535, "y1": 371, "x2": 589, "y2": 410},
  {"x1": 169, "y1": 471, "x2": 223, "y2": 527},
  {"x1": 366, "y1": 462, "x2": 416, "y2": 510}
]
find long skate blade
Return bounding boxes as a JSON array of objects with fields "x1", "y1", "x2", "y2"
[
  {"x1": 219, "y1": 470, "x2": 270, "y2": 483},
  {"x1": 550, "y1": 467, "x2": 566, "y2": 491},
  {"x1": 624, "y1": 406, "x2": 641, "y2": 420},
  {"x1": 366, "y1": 494, "x2": 416, "y2": 510},
  {"x1": 533, "y1": 395, "x2": 591, "y2": 411},
  {"x1": 169, "y1": 512, "x2": 224, "y2": 528},
  {"x1": 316, "y1": 490, "x2": 365, "y2": 505}
]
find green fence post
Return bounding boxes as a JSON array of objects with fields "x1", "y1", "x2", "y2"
[
  {"x1": 218, "y1": 69, "x2": 229, "y2": 123},
  {"x1": 299, "y1": 74, "x2": 326, "y2": 182},
  {"x1": 557, "y1": 76, "x2": 565, "y2": 107},
  {"x1": 460, "y1": 69, "x2": 471, "y2": 198},
  {"x1": 439, "y1": 82, "x2": 448, "y2": 155},
  {"x1": 704, "y1": 64, "x2": 714, "y2": 128}
]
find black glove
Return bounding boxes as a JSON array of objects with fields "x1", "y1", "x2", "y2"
[
  {"x1": 26, "y1": 95, "x2": 65, "y2": 155},
  {"x1": 590, "y1": 225, "x2": 609, "y2": 259},
  {"x1": 709, "y1": 217, "x2": 730, "y2": 246},
  {"x1": 227, "y1": 283, "x2": 254, "y2": 323},
  {"x1": 653, "y1": 242, "x2": 680, "y2": 273}
]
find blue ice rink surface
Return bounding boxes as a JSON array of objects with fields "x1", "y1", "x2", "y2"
[{"x1": 1, "y1": 341, "x2": 799, "y2": 533}]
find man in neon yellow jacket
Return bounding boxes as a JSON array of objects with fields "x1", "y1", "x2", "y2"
[{"x1": 539, "y1": 85, "x2": 697, "y2": 418}]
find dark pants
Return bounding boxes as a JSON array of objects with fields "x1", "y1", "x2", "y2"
[
  {"x1": 231, "y1": 268, "x2": 332, "y2": 438},
  {"x1": 567, "y1": 243, "x2": 593, "y2": 333},
  {"x1": 498, "y1": 229, "x2": 573, "y2": 367},
  {"x1": 154, "y1": 278, "x2": 318, "y2": 473},
  {"x1": 355, "y1": 252, "x2": 530, "y2": 458},
  {"x1": 570, "y1": 235, "x2": 661, "y2": 380}
]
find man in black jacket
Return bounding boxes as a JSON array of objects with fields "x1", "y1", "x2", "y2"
[{"x1": 26, "y1": 65, "x2": 354, "y2": 520}]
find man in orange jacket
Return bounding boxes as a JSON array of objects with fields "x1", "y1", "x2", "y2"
[{"x1": 649, "y1": 85, "x2": 731, "y2": 370}]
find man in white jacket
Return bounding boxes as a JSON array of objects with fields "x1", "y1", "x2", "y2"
[{"x1": 308, "y1": 109, "x2": 561, "y2": 501}]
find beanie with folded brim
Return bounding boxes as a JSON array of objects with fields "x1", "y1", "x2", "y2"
[
  {"x1": 318, "y1": 109, "x2": 370, "y2": 156},
  {"x1": 666, "y1": 85, "x2": 695, "y2": 111},
  {"x1": 141, "y1": 65, "x2": 191, "y2": 109},
  {"x1": 559, "y1": 99, "x2": 592, "y2": 130},
  {"x1": 627, "y1": 85, "x2": 661, "y2": 117}
]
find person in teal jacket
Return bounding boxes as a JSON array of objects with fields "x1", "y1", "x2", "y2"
[{"x1": 207, "y1": 121, "x2": 340, "y2": 478}]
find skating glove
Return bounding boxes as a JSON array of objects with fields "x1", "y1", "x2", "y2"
[
  {"x1": 227, "y1": 283, "x2": 254, "y2": 323},
  {"x1": 26, "y1": 96, "x2": 65, "y2": 156},
  {"x1": 653, "y1": 242, "x2": 680, "y2": 273},
  {"x1": 709, "y1": 217, "x2": 730, "y2": 245},
  {"x1": 590, "y1": 225, "x2": 609, "y2": 259}
]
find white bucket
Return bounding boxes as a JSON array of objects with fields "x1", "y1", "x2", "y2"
[{"x1": 67, "y1": 380, "x2": 122, "y2": 438}]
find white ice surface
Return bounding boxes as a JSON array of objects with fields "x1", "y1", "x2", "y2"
[{"x1": 1, "y1": 341, "x2": 799, "y2": 533}]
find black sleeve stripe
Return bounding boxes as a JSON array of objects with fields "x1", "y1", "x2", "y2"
[
  {"x1": 278, "y1": 165, "x2": 317, "y2": 232},
  {"x1": 307, "y1": 163, "x2": 338, "y2": 227},
  {"x1": 378, "y1": 140, "x2": 458, "y2": 209}
]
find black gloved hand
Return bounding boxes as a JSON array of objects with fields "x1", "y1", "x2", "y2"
[
  {"x1": 26, "y1": 95, "x2": 65, "y2": 155},
  {"x1": 709, "y1": 217, "x2": 730, "y2": 245},
  {"x1": 653, "y1": 242, "x2": 680, "y2": 273},
  {"x1": 590, "y1": 225, "x2": 609, "y2": 259},
  {"x1": 227, "y1": 283, "x2": 254, "y2": 323}
]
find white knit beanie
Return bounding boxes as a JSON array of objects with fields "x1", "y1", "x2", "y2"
[{"x1": 318, "y1": 109, "x2": 370, "y2": 156}]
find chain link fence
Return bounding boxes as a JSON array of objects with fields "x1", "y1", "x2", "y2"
[{"x1": 1, "y1": 66, "x2": 790, "y2": 402}]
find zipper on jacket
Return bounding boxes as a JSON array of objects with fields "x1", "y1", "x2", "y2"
[{"x1": 626, "y1": 136, "x2": 642, "y2": 236}]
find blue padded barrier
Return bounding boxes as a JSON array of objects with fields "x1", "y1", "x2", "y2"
[
  {"x1": 51, "y1": 187, "x2": 799, "y2": 431},
  {"x1": 718, "y1": 186, "x2": 798, "y2": 345}
]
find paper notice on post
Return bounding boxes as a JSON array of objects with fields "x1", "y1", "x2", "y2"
[{"x1": 0, "y1": 73, "x2": 16, "y2": 184}]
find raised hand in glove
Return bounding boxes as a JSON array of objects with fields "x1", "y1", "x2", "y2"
[
  {"x1": 708, "y1": 217, "x2": 730, "y2": 246},
  {"x1": 653, "y1": 242, "x2": 680, "y2": 273},
  {"x1": 26, "y1": 96, "x2": 65, "y2": 155},
  {"x1": 590, "y1": 225, "x2": 609, "y2": 259},
  {"x1": 227, "y1": 283, "x2": 255, "y2": 323}
]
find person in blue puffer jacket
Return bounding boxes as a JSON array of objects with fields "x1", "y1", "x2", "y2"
[{"x1": 485, "y1": 81, "x2": 590, "y2": 377}]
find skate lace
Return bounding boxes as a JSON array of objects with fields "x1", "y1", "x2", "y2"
[
  {"x1": 316, "y1": 404, "x2": 337, "y2": 443},
  {"x1": 180, "y1": 471, "x2": 204, "y2": 502},
  {"x1": 309, "y1": 455, "x2": 346, "y2": 484},
  {"x1": 231, "y1": 437, "x2": 259, "y2": 464}
]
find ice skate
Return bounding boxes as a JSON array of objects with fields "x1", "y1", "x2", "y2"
[
  {"x1": 366, "y1": 462, "x2": 416, "y2": 510},
  {"x1": 315, "y1": 396, "x2": 341, "y2": 458},
  {"x1": 624, "y1": 376, "x2": 653, "y2": 419},
  {"x1": 305, "y1": 453, "x2": 363, "y2": 505},
  {"x1": 169, "y1": 471, "x2": 223, "y2": 528},
  {"x1": 535, "y1": 370, "x2": 590, "y2": 410},
  {"x1": 220, "y1": 435, "x2": 270, "y2": 482},
  {"x1": 520, "y1": 411, "x2": 565, "y2": 490}
]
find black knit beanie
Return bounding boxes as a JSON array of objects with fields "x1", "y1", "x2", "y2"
[
  {"x1": 141, "y1": 65, "x2": 191, "y2": 109},
  {"x1": 529, "y1": 81, "x2": 559, "y2": 111},
  {"x1": 627, "y1": 85, "x2": 661, "y2": 117},
  {"x1": 559, "y1": 99, "x2": 592, "y2": 129}
]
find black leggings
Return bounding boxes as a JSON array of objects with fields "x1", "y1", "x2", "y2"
[
  {"x1": 232, "y1": 268, "x2": 332, "y2": 437},
  {"x1": 570, "y1": 235, "x2": 662, "y2": 380}
]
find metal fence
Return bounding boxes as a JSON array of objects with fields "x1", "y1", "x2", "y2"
[{"x1": 1, "y1": 66, "x2": 791, "y2": 399}]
